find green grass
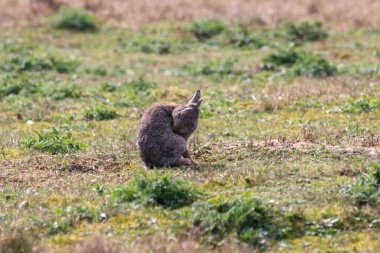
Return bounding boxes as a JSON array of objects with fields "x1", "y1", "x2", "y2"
[
  {"x1": 191, "y1": 19, "x2": 226, "y2": 41},
  {"x1": 283, "y1": 20, "x2": 328, "y2": 44},
  {"x1": 113, "y1": 171, "x2": 202, "y2": 209},
  {"x1": 0, "y1": 18, "x2": 379, "y2": 253},
  {"x1": 21, "y1": 128, "x2": 84, "y2": 154},
  {"x1": 50, "y1": 8, "x2": 100, "y2": 32},
  {"x1": 344, "y1": 162, "x2": 380, "y2": 206},
  {"x1": 261, "y1": 48, "x2": 337, "y2": 77},
  {"x1": 84, "y1": 105, "x2": 118, "y2": 121}
]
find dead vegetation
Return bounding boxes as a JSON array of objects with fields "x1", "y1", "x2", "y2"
[{"x1": 1, "y1": 0, "x2": 380, "y2": 28}]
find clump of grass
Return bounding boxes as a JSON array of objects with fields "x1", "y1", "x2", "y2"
[
  {"x1": 340, "y1": 96, "x2": 380, "y2": 113},
  {"x1": 48, "y1": 85, "x2": 81, "y2": 100},
  {"x1": 261, "y1": 49, "x2": 337, "y2": 78},
  {"x1": 191, "y1": 19, "x2": 226, "y2": 41},
  {"x1": 186, "y1": 58, "x2": 238, "y2": 81},
  {"x1": 1, "y1": 54, "x2": 80, "y2": 73},
  {"x1": 22, "y1": 128, "x2": 83, "y2": 154},
  {"x1": 233, "y1": 33, "x2": 264, "y2": 49},
  {"x1": 48, "y1": 205, "x2": 104, "y2": 235},
  {"x1": 0, "y1": 74, "x2": 40, "y2": 98},
  {"x1": 0, "y1": 232, "x2": 32, "y2": 253},
  {"x1": 112, "y1": 171, "x2": 201, "y2": 209},
  {"x1": 51, "y1": 8, "x2": 99, "y2": 32},
  {"x1": 84, "y1": 105, "x2": 118, "y2": 121},
  {"x1": 284, "y1": 20, "x2": 328, "y2": 43},
  {"x1": 50, "y1": 56, "x2": 80, "y2": 73},
  {"x1": 100, "y1": 82, "x2": 117, "y2": 92},
  {"x1": 345, "y1": 162, "x2": 380, "y2": 206},
  {"x1": 261, "y1": 49, "x2": 300, "y2": 70},
  {"x1": 193, "y1": 195, "x2": 346, "y2": 249},
  {"x1": 93, "y1": 66, "x2": 108, "y2": 76},
  {"x1": 228, "y1": 25, "x2": 264, "y2": 49},
  {"x1": 193, "y1": 196, "x2": 306, "y2": 249}
]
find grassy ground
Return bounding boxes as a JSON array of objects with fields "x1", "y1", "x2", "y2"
[{"x1": 0, "y1": 15, "x2": 380, "y2": 253}]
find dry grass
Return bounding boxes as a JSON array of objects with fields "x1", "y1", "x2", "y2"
[
  {"x1": 1, "y1": 0, "x2": 380, "y2": 28},
  {"x1": 72, "y1": 235, "x2": 251, "y2": 253}
]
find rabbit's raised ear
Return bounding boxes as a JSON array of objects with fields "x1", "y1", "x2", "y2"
[{"x1": 187, "y1": 90, "x2": 202, "y2": 108}]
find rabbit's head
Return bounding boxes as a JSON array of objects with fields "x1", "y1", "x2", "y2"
[{"x1": 172, "y1": 90, "x2": 203, "y2": 138}]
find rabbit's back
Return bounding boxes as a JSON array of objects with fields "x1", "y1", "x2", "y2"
[{"x1": 137, "y1": 102, "x2": 187, "y2": 168}]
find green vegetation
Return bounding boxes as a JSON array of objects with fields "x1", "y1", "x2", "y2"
[
  {"x1": 21, "y1": 128, "x2": 83, "y2": 154},
  {"x1": 185, "y1": 58, "x2": 239, "y2": 81},
  {"x1": 0, "y1": 16, "x2": 379, "y2": 253},
  {"x1": 345, "y1": 162, "x2": 380, "y2": 205},
  {"x1": 341, "y1": 96, "x2": 380, "y2": 113},
  {"x1": 113, "y1": 172, "x2": 201, "y2": 209},
  {"x1": 84, "y1": 105, "x2": 118, "y2": 120},
  {"x1": 0, "y1": 73, "x2": 40, "y2": 98},
  {"x1": 1, "y1": 53, "x2": 80, "y2": 73},
  {"x1": 48, "y1": 85, "x2": 81, "y2": 100},
  {"x1": 261, "y1": 49, "x2": 337, "y2": 77},
  {"x1": 51, "y1": 8, "x2": 100, "y2": 32},
  {"x1": 191, "y1": 19, "x2": 226, "y2": 41},
  {"x1": 194, "y1": 196, "x2": 295, "y2": 249},
  {"x1": 284, "y1": 20, "x2": 328, "y2": 43}
]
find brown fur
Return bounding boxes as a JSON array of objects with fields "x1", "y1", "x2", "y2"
[{"x1": 137, "y1": 90, "x2": 202, "y2": 168}]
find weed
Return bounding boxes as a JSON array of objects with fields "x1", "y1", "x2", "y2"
[
  {"x1": 51, "y1": 8, "x2": 100, "y2": 32},
  {"x1": 191, "y1": 19, "x2": 226, "y2": 41},
  {"x1": 0, "y1": 232, "x2": 33, "y2": 253},
  {"x1": 261, "y1": 49, "x2": 336, "y2": 77},
  {"x1": 345, "y1": 162, "x2": 380, "y2": 206},
  {"x1": 229, "y1": 25, "x2": 264, "y2": 49},
  {"x1": 126, "y1": 75, "x2": 156, "y2": 92},
  {"x1": 93, "y1": 66, "x2": 108, "y2": 76},
  {"x1": 124, "y1": 33, "x2": 175, "y2": 54},
  {"x1": 261, "y1": 49, "x2": 300, "y2": 70},
  {"x1": 1, "y1": 53, "x2": 79, "y2": 73},
  {"x1": 112, "y1": 171, "x2": 201, "y2": 209},
  {"x1": 21, "y1": 128, "x2": 83, "y2": 154},
  {"x1": 284, "y1": 20, "x2": 328, "y2": 43},
  {"x1": 48, "y1": 85, "x2": 81, "y2": 100},
  {"x1": 340, "y1": 96, "x2": 380, "y2": 113},
  {"x1": 193, "y1": 196, "x2": 306, "y2": 249},
  {"x1": 48, "y1": 205, "x2": 103, "y2": 235},
  {"x1": 0, "y1": 74, "x2": 40, "y2": 98},
  {"x1": 185, "y1": 58, "x2": 238, "y2": 81},
  {"x1": 193, "y1": 195, "x2": 348, "y2": 249},
  {"x1": 50, "y1": 56, "x2": 80, "y2": 73},
  {"x1": 84, "y1": 105, "x2": 118, "y2": 120},
  {"x1": 100, "y1": 82, "x2": 117, "y2": 92},
  {"x1": 48, "y1": 220, "x2": 72, "y2": 235},
  {"x1": 233, "y1": 33, "x2": 264, "y2": 49},
  {"x1": 157, "y1": 42, "x2": 171, "y2": 55}
]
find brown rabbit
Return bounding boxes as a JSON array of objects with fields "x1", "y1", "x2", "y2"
[{"x1": 137, "y1": 90, "x2": 202, "y2": 168}]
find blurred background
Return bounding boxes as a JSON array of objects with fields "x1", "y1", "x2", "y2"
[{"x1": 2, "y1": 0, "x2": 380, "y2": 28}]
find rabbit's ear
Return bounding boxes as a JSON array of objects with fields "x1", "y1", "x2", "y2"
[{"x1": 187, "y1": 90, "x2": 201, "y2": 107}]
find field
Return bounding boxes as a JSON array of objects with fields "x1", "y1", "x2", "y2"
[{"x1": 1, "y1": 2, "x2": 380, "y2": 253}]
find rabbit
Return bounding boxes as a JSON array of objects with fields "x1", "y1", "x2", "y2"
[{"x1": 137, "y1": 90, "x2": 203, "y2": 168}]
